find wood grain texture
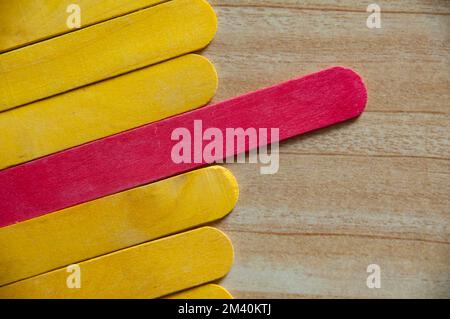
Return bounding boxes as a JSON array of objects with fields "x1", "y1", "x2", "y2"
[
  {"x1": 0, "y1": 66, "x2": 367, "y2": 227},
  {"x1": 0, "y1": 0, "x2": 217, "y2": 111},
  {"x1": 0, "y1": 227, "x2": 234, "y2": 299},
  {"x1": 211, "y1": 0, "x2": 450, "y2": 15},
  {"x1": 0, "y1": 54, "x2": 217, "y2": 170},
  {"x1": 165, "y1": 284, "x2": 233, "y2": 299},
  {"x1": 202, "y1": 0, "x2": 450, "y2": 298},
  {"x1": 0, "y1": 166, "x2": 238, "y2": 286},
  {"x1": 206, "y1": 1, "x2": 450, "y2": 114},
  {"x1": 0, "y1": 0, "x2": 167, "y2": 52}
]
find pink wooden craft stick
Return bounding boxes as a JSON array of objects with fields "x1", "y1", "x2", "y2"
[{"x1": 0, "y1": 67, "x2": 367, "y2": 227}]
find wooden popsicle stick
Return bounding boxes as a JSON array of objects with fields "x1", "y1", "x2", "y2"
[
  {"x1": 0, "y1": 227, "x2": 234, "y2": 299},
  {"x1": 0, "y1": 166, "x2": 238, "y2": 286},
  {"x1": 0, "y1": 0, "x2": 167, "y2": 52},
  {"x1": 165, "y1": 284, "x2": 233, "y2": 299},
  {"x1": 0, "y1": 54, "x2": 217, "y2": 170},
  {"x1": 0, "y1": 0, "x2": 217, "y2": 111},
  {"x1": 0, "y1": 66, "x2": 367, "y2": 227}
]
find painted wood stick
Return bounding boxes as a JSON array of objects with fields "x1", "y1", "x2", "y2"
[
  {"x1": 0, "y1": 0, "x2": 217, "y2": 111},
  {"x1": 0, "y1": 166, "x2": 238, "y2": 286},
  {"x1": 0, "y1": 227, "x2": 234, "y2": 299},
  {"x1": 165, "y1": 284, "x2": 233, "y2": 299},
  {"x1": 0, "y1": 66, "x2": 367, "y2": 227},
  {"x1": 0, "y1": 54, "x2": 217, "y2": 170},
  {"x1": 0, "y1": 0, "x2": 167, "y2": 52}
]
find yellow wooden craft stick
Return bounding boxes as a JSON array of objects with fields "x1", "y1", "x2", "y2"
[
  {"x1": 165, "y1": 284, "x2": 233, "y2": 299},
  {"x1": 0, "y1": 0, "x2": 167, "y2": 52},
  {"x1": 0, "y1": 0, "x2": 217, "y2": 111},
  {"x1": 0, "y1": 166, "x2": 238, "y2": 287},
  {"x1": 0, "y1": 54, "x2": 217, "y2": 170},
  {"x1": 0, "y1": 227, "x2": 234, "y2": 299}
]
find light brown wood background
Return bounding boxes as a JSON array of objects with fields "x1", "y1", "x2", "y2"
[
  {"x1": 203, "y1": 0, "x2": 450, "y2": 298},
  {"x1": 2, "y1": 0, "x2": 448, "y2": 299}
]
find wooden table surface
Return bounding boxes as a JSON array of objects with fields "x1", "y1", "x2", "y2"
[
  {"x1": 1, "y1": 0, "x2": 448, "y2": 299},
  {"x1": 203, "y1": 0, "x2": 450, "y2": 298}
]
